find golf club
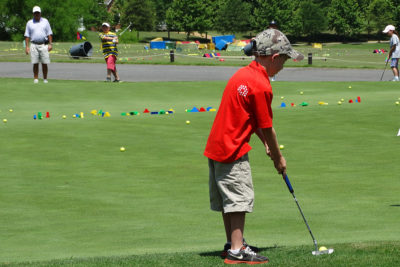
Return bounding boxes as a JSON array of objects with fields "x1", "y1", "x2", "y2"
[
  {"x1": 282, "y1": 173, "x2": 334, "y2": 256},
  {"x1": 380, "y1": 59, "x2": 389, "y2": 81},
  {"x1": 118, "y1": 22, "x2": 132, "y2": 37}
]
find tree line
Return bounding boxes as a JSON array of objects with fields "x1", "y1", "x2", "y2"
[{"x1": 1, "y1": 0, "x2": 400, "y2": 42}]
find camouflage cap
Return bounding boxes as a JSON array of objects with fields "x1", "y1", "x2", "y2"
[{"x1": 253, "y1": 29, "x2": 304, "y2": 61}]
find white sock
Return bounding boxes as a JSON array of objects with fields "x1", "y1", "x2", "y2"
[
  {"x1": 395, "y1": 76, "x2": 399, "y2": 80},
  {"x1": 230, "y1": 248, "x2": 240, "y2": 254}
]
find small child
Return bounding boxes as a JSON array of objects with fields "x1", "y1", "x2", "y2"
[
  {"x1": 204, "y1": 29, "x2": 304, "y2": 264},
  {"x1": 383, "y1": 25, "x2": 400, "y2": 81},
  {"x1": 99, "y1": 22, "x2": 120, "y2": 82}
]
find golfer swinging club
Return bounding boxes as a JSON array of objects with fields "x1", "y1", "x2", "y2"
[
  {"x1": 99, "y1": 22, "x2": 120, "y2": 82},
  {"x1": 24, "y1": 6, "x2": 53, "y2": 84},
  {"x1": 204, "y1": 29, "x2": 303, "y2": 264}
]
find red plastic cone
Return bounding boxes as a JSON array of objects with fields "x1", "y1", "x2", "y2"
[{"x1": 143, "y1": 108, "x2": 150, "y2": 113}]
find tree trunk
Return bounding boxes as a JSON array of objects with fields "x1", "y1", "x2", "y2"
[
  {"x1": 187, "y1": 31, "x2": 190, "y2": 40},
  {"x1": 137, "y1": 31, "x2": 140, "y2": 41},
  {"x1": 168, "y1": 30, "x2": 170, "y2": 40}
]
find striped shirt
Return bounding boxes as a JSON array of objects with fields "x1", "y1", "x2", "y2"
[{"x1": 99, "y1": 31, "x2": 118, "y2": 58}]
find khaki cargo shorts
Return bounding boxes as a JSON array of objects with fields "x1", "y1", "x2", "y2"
[
  {"x1": 30, "y1": 43, "x2": 50, "y2": 64},
  {"x1": 208, "y1": 154, "x2": 254, "y2": 213}
]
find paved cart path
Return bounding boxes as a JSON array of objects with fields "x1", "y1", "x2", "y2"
[{"x1": 0, "y1": 62, "x2": 391, "y2": 82}]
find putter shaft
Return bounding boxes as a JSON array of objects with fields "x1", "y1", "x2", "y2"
[
  {"x1": 380, "y1": 60, "x2": 389, "y2": 81},
  {"x1": 282, "y1": 174, "x2": 319, "y2": 253}
]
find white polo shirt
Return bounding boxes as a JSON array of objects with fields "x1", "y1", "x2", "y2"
[{"x1": 24, "y1": 18, "x2": 53, "y2": 43}]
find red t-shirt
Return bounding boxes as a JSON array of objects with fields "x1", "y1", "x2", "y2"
[{"x1": 204, "y1": 61, "x2": 273, "y2": 163}]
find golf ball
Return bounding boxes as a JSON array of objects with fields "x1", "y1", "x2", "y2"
[
  {"x1": 348, "y1": 86, "x2": 352, "y2": 89},
  {"x1": 186, "y1": 120, "x2": 190, "y2": 124},
  {"x1": 3, "y1": 119, "x2": 7, "y2": 123},
  {"x1": 300, "y1": 91, "x2": 304, "y2": 95},
  {"x1": 9, "y1": 109, "x2": 13, "y2": 113},
  {"x1": 338, "y1": 101, "x2": 342, "y2": 105},
  {"x1": 62, "y1": 115, "x2": 67, "y2": 119},
  {"x1": 279, "y1": 144, "x2": 285, "y2": 150},
  {"x1": 120, "y1": 147, "x2": 126, "y2": 152},
  {"x1": 341, "y1": 98, "x2": 345, "y2": 102},
  {"x1": 396, "y1": 101, "x2": 399, "y2": 105},
  {"x1": 319, "y1": 246, "x2": 327, "y2": 251},
  {"x1": 280, "y1": 96, "x2": 284, "y2": 100}
]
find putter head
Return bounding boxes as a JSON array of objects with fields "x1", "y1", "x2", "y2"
[{"x1": 312, "y1": 248, "x2": 334, "y2": 255}]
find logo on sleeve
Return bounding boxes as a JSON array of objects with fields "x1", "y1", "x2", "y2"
[{"x1": 237, "y1": 85, "x2": 248, "y2": 97}]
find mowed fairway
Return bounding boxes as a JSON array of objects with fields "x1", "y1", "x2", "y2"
[{"x1": 0, "y1": 78, "x2": 399, "y2": 266}]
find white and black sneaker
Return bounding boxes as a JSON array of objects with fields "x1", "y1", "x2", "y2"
[
  {"x1": 224, "y1": 245, "x2": 269, "y2": 265},
  {"x1": 221, "y1": 239, "x2": 259, "y2": 258}
]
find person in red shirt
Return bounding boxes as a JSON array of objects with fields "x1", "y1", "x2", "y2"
[{"x1": 204, "y1": 29, "x2": 304, "y2": 265}]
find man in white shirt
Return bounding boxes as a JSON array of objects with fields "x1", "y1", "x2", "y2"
[{"x1": 24, "y1": 6, "x2": 53, "y2": 84}]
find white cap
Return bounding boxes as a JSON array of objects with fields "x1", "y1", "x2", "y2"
[
  {"x1": 32, "y1": 6, "x2": 41, "y2": 13},
  {"x1": 102, "y1": 22, "x2": 110, "y2": 27},
  {"x1": 383, "y1": 25, "x2": 395, "y2": 33}
]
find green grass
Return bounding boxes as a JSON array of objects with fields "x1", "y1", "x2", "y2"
[
  {"x1": 3, "y1": 242, "x2": 400, "y2": 266},
  {"x1": 0, "y1": 78, "x2": 400, "y2": 266},
  {"x1": 0, "y1": 39, "x2": 392, "y2": 68}
]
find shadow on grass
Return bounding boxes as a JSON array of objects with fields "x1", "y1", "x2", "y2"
[
  {"x1": 198, "y1": 245, "x2": 279, "y2": 258},
  {"x1": 390, "y1": 204, "x2": 400, "y2": 207}
]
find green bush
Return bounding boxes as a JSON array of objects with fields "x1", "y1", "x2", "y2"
[{"x1": 119, "y1": 30, "x2": 139, "y2": 43}]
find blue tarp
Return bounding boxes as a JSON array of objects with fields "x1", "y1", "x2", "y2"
[
  {"x1": 150, "y1": 41, "x2": 166, "y2": 49},
  {"x1": 215, "y1": 40, "x2": 228, "y2": 50},
  {"x1": 212, "y1": 35, "x2": 235, "y2": 44}
]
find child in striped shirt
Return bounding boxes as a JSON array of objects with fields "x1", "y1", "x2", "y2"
[{"x1": 99, "y1": 22, "x2": 120, "y2": 82}]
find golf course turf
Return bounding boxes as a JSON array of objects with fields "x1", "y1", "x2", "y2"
[{"x1": 0, "y1": 78, "x2": 399, "y2": 266}]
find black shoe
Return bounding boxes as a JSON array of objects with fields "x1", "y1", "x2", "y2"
[
  {"x1": 221, "y1": 239, "x2": 259, "y2": 258},
  {"x1": 113, "y1": 79, "x2": 120, "y2": 82},
  {"x1": 224, "y1": 246, "x2": 269, "y2": 265}
]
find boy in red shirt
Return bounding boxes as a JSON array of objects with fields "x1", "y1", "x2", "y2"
[{"x1": 204, "y1": 29, "x2": 303, "y2": 264}]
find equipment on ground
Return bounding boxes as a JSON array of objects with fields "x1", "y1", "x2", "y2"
[
  {"x1": 69, "y1": 41, "x2": 93, "y2": 58},
  {"x1": 282, "y1": 173, "x2": 334, "y2": 256}
]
